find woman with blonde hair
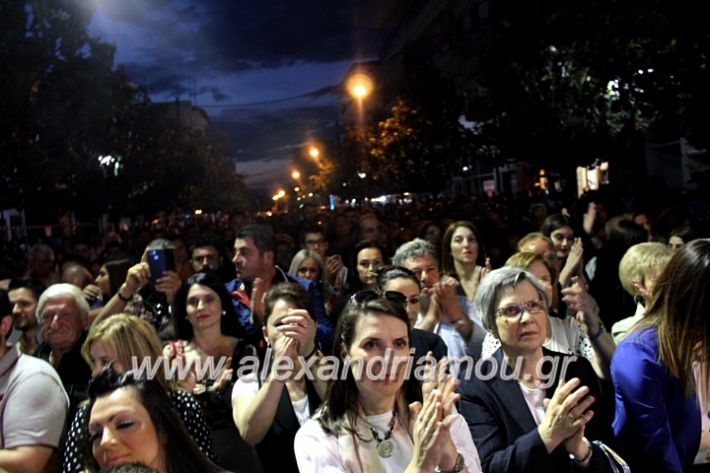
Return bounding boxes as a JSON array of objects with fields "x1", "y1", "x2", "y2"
[
  {"x1": 288, "y1": 249, "x2": 338, "y2": 313},
  {"x1": 611, "y1": 239, "x2": 710, "y2": 472},
  {"x1": 62, "y1": 314, "x2": 214, "y2": 473},
  {"x1": 611, "y1": 242, "x2": 673, "y2": 341}
]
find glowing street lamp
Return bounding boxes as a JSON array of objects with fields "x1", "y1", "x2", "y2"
[
  {"x1": 292, "y1": 169, "x2": 301, "y2": 180},
  {"x1": 308, "y1": 145, "x2": 320, "y2": 160},
  {"x1": 346, "y1": 72, "x2": 374, "y2": 101}
]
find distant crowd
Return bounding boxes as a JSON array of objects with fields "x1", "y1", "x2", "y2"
[{"x1": 1, "y1": 188, "x2": 709, "y2": 473}]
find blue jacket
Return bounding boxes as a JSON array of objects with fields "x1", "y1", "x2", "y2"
[
  {"x1": 611, "y1": 326, "x2": 701, "y2": 473},
  {"x1": 226, "y1": 267, "x2": 333, "y2": 353}
]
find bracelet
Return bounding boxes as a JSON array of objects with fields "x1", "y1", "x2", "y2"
[
  {"x1": 117, "y1": 288, "x2": 132, "y2": 303},
  {"x1": 589, "y1": 322, "x2": 606, "y2": 341},
  {"x1": 435, "y1": 453, "x2": 464, "y2": 473},
  {"x1": 569, "y1": 437, "x2": 593, "y2": 463}
]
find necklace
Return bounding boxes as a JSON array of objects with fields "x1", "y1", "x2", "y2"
[{"x1": 368, "y1": 410, "x2": 397, "y2": 458}]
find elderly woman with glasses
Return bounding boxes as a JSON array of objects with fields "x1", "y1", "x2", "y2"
[
  {"x1": 295, "y1": 293, "x2": 482, "y2": 472},
  {"x1": 458, "y1": 267, "x2": 614, "y2": 473}
]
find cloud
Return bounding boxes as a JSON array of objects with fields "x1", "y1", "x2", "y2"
[{"x1": 90, "y1": 0, "x2": 384, "y2": 73}]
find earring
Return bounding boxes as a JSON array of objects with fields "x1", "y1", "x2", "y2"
[{"x1": 221, "y1": 310, "x2": 226, "y2": 316}]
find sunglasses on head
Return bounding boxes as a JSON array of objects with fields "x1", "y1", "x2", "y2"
[{"x1": 350, "y1": 290, "x2": 407, "y2": 306}]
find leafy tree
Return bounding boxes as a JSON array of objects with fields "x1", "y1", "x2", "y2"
[
  {"x1": 477, "y1": 0, "x2": 710, "y2": 179},
  {"x1": 343, "y1": 54, "x2": 474, "y2": 194},
  {"x1": 0, "y1": 0, "x2": 249, "y2": 222}
]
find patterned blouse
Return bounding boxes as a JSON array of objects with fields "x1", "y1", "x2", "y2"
[{"x1": 61, "y1": 389, "x2": 214, "y2": 473}]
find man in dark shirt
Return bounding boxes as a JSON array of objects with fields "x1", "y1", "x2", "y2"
[{"x1": 35, "y1": 283, "x2": 91, "y2": 415}]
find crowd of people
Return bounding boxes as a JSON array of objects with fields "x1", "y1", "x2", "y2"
[{"x1": 0, "y1": 188, "x2": 709, "y2": 473}]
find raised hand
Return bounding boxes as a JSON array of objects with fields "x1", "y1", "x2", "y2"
[
  {"x1": 538, "y1": 378, "x2": 595, "y2": 453},
  {"x1": 277, "y1": 308, "x2": 316, "y2": 357},
  {"x1": 155, "y1": 270, "x2": 181, "y2": 305},
  {"x1": 250, "y1": 277, "x2": 268, "y2": 322}
]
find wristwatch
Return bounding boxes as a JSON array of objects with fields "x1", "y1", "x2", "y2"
[{"x1": 435, "y1": 453, "x2": 465, "y2": 473}]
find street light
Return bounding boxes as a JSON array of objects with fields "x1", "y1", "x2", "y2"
[
  {"x1": 308, "y1": 145, "x2": 320, "y2": 160},
  {"x1": 292, "y1": 169, "x2": 301, "y2": 180},
  {"x1": 346, "y1": 72, "x2": 374, "y2": 101}
]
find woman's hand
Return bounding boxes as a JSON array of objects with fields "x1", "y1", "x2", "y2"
[
  {"x1": 564, "y1": 428, "x2": 592, "y2": 464},
  {"x1": 409, "y1": 389, "x2": 462, "y2": 472},
  {"x1": 83, "y1": 283, "x2": 102, "y2": 302},
  {"x1": 123, "y1": 262, "x2": 150, "y2": 296},
  {"x1": 538, "y1": 378, "x2": 595, "y2": 453},
  {"x1": 212, "y1": 356, "x2": 233, "y2": 392},
  {"x1": 277, "y1": 309, "x2": 316, "y2": 357},
  {"x1": 270, "y1": 336, "x2": 298, "y2": 380},
  {"x1": 561, "y1": 277, "x2": 600, "y2": 331},
  {"x1": 559, "y1": 238, "x2": 584, "y2": 287}
]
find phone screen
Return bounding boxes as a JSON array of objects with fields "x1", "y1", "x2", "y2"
[{"x1": 147, "y1": 249, "x2": 175, "y2": 285}]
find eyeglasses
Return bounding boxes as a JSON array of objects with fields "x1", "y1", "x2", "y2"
[
  {"x1": 305, "y1": 238, "x2": 328, "y2": 247},
  {"x1": 350, "y1": 290, "x2": 407, "y2": 306},
  {"x1": 496, "y1": 299, "x2": 545, "y2": 320}
]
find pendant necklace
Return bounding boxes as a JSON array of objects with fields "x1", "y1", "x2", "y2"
[{"x1": 368, "y1": 410, "x2": 397, "y2": 458}]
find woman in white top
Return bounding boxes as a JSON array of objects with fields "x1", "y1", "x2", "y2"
[
  {"x1": 232, "y1": 282, "x2": 325, "y2": 473},
  {"x1": 481, "y1": 252, "x2": 615, "y2": 380},
  {"x1": 295, "y1": 292, "x2": 482, "y2": 473}
]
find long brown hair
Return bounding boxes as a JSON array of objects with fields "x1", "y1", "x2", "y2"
[
  {"x1": 642, "y1": 238, "x2": 710, "y2": 396},
  {"x1": 317, "y1": 297, "x2": 421, "y2": 437}
]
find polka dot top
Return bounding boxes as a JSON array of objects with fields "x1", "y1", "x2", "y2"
[{"x1": 61, "y1": 389, "x2": 215, "y2": 472}]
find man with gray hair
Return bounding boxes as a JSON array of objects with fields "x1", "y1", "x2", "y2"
[
  {"x1": 35, "y1": 283, "x2": 91, "y2": 415},
  {"x1": 393, "y1": 238, "x2": 487, "y2": 358}
]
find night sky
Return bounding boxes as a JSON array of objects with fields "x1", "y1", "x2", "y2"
[{"x1": 87, "y1": 0, "x2": 390, "y2": 190}]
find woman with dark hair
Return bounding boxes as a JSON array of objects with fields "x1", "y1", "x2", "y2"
[
  {"x1": 295, "y1": 294, "x2": 481, "y2": 472},
  {"x1": 441, "y1": 221, "x2": 489, "y2": 301},
  {"x1": 168, "y1": 271, "x2": 262, "y2": 473},
  {"x1": 352, "y1": 239, "x2": 387, "y2": 292},
  {"x1": 83, "y1": 366, "x2": 226, "y2": 473},
  {"x1": 588, "y1": 217, "x2": 648, "y2": 328},
  {"x1": 376, "y1": 265, "x2": 447, "y2": 361},
  {"x1": 62, "y1": 314, "x2": 214, "y2": 473},
  {"x1": 611, "y1": 239, "x2": 710, "y2": 472},
  {"x1": 84, "y1": 259, "x2": 133, "y2": 322},
  {"x1": 232, "y1": 282, "x2": 325, "y2": 472},
  {"x1": 540, "y1": 214, "x2": 584, "y2": 288}
]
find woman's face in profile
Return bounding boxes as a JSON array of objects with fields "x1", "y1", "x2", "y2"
[{"x1": 89, "y1": 387, "x2": 165, "y2": 472}]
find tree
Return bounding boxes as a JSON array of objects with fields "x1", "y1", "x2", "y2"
[
  {"x1": 477, "y1": 0, "x2": 710, "y2": 183},
  {"x1": 0, "y1": 1, "x2": 249, "y2": 222},
  {"x1": 342, "y1": 54, "x2": 474, "y2": 194}
]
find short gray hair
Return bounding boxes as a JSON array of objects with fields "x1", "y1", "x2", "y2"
[
  {"x1": 392, "y1": 238, "x2": 436, "y2": 267},
  {"x1": 474, "y1": 266, "x2": 548, "y2": 337},
  {"x1": 37, "y1": 283, "x2": 90, "y2": 322}
]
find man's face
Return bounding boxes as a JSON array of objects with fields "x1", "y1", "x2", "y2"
[
  {"x1": 303, "y1": 232, "x2": 328, "y2": 259},
  {"x1": 360, "y1": 216, "x2": 388, "y2": 245},
  {"x1": 39, "y1": 296, "x2": 84, "y2": 352},
  {"x1": 191, "y1": 246, "x2": 221, "y2": 272},
  {"x1": 9, "y1": 287, "x2": 38, "y2": 331},
  {"x1": 403, "y1": 254, "x2": 440, "y2": 289},
  {"x1": 232, "y1": 237, "x2": 270, "y2": 281}
]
